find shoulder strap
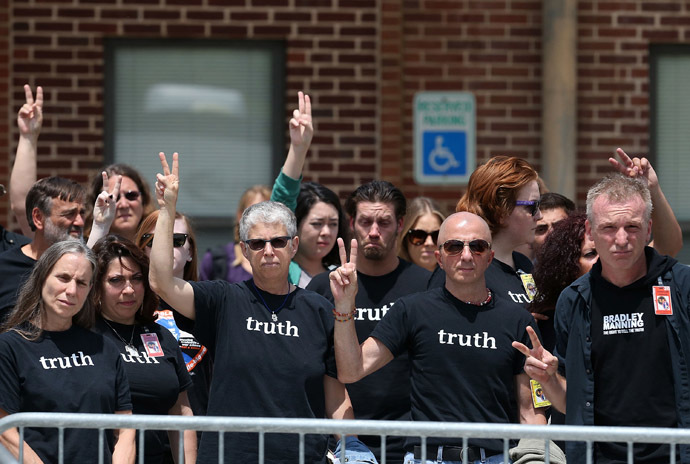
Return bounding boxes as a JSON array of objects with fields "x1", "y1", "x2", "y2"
[{"x1": 210, "y1": 245, "x2": 229, "y2": 281}]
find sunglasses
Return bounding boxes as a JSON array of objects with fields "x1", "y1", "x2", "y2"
[
  {"x1": 244, "y1": 236, "x2": 292, "y2": 251},
  {"x1": 407, "y1": 229, "x2": 440, "y2": 246},
  {"x1": 142, "y1": 233, "x2": 188, "y2": 248},
  {"x1": 440, "y1": 239, "x2": 491, "y2": 255},
  {"x1": 116, "y1": 190, "x2": 141, "y2": 202},
  {"x1": 515, "y1": 199, "x2": 541, "y2": 217}
]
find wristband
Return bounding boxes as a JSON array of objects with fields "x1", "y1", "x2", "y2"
[{"x1": 332, "y1": 308, "x2": 355, "y2": 322}]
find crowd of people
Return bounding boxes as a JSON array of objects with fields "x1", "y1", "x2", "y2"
[{"x1": 0, "y1": 84, "x2": 687, "y2": 464}]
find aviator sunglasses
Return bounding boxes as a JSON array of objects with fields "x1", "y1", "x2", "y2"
[
  {"x1": 142, "y1": 233, "x2": 188, "y2": 248},
  {"x1": 440, "y1": 239, "x2": 491, "y2": 256},
  {"x1": 515, "y1": 199, "x2": 541, "y2": 217},
  {"x1": 116, "y1": 190, "x2": 141, "y2": 202},
  {"x1": 244, "y1": 236, "x2": 292, "y2": 251},
  {"x1": 407, "y1": 229, "x2": 440, "y2": 246}
]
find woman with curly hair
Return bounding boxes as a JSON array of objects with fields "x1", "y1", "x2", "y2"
[{"x1": 531, "y1": 212, "x2": 597, "y2": 350}]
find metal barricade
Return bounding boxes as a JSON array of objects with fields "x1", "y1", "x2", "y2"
[{"x1": 1, "y1": 413, "x2": 690, "y2": 463}]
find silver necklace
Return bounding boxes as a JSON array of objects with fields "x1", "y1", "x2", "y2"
[
  {"x1": 103, "y1": 318, "x2": 138, "y2": 356},
  {"x1": 251, "y1": 280, "x2": 290, "y2": 322}
]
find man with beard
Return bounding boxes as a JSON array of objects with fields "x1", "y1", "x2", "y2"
[
  {"x1": 307, "y1": 180, "x2": 431, "y2": 463},
  {"x1": 0, "y1": 177, "x2": 88, "y2": 320}
]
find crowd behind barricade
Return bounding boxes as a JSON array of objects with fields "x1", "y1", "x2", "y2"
[{"x1": 0, "y1": 85, "x2": 686, "y2": 464}]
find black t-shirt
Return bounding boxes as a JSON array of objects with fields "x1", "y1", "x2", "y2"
[
  {"x1": 307, "y1": 259, "x2": 430, "y2": 462},
  {"x1": 93, "y1": 317, "x2": 192, "y2": 462},
  {"x1": 371, "y1": 286, "x2": 535, "y2": 454},
  {"x1": 428, "y1": 251, "x2": 535, "y2": 309},
  {"x1": 155, "y1": 300, "x2": 212, "y2": 418},
  {"x1": 0, "y1": 225, "x2": 30, "y2": 253},
  {"x1": 0, "y1": 326, "x2": 131, "y2": 464},
  {"x1": 590, "y1": 252, "x2": 677, "y2": 463},
  {"x1": 188, "y1": 279, "x2": 336, "y2": 464},
  {"x1": 0, "y1": 246, "x2": 35, "y2": 321}
]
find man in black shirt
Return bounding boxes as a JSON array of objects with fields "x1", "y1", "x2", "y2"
[
  {"x1": 516, "y1": 172, "x2": 690, "y2": 463},
  {"x1": 307, "y1": 180, "x2": 430, "y2": 463},
  {"x1": 0, "y1": 177, "x2": 87, "y2": 319},
  {"x1": 331, "y1": 212, "x2": 546, "y2": 464}
]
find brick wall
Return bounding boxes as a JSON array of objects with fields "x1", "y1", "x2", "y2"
[{"x1": 3, "y1": 0, "x2": 690, "y2": 228}]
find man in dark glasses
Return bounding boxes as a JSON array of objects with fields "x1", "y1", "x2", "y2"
[
  {"x1": 331, "y1": 211, "x2": 546, "y2": 464},
  {"x1": 307, "y1": 180, "x2": 431, "y2": 463}
]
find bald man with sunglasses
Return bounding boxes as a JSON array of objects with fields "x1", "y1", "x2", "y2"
[{"x1": 331, "y1": 212, "x2": 546, "y2": 464}]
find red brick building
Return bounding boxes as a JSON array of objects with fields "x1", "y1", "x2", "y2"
[{"x1": 1, "y1": 0, "x2": 688, "y2": 253}]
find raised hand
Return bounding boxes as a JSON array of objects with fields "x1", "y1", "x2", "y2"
[
  {"x1": 289, "y1": 91, "x2": 313, "y2": 157},
  {"x1": 512, "y1": 326, "x2": 559, "y2": 385},
  {"x1": 17, "y1": 85, "x2": 43, "y2": 138},
  {"x1": 329, "y1": 238, "x2": 358, "y2": 308},
  {"x1": 92, "y1": 172, "x2": 121, "y2": 227},
  {"x1": 155, "y1": 152, "x2": 179, "y2": 209},
  {"x1": 609, "y1": 147, "x2": 658, "y2": 190}
]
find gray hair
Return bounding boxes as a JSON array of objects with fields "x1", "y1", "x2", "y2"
[
  {"x1": 239, "y1": 201, "x2": 297, "y2": 241},
  {"x1": 3, "y1": 239, "x2": 97, "y2": 340},
  {"x1": 586, "y1": 173, "x2": 653, "y2": 224}
]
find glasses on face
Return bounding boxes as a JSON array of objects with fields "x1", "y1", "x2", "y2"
[
  {"x1": 515, "y1": 199, "x2": 541, "y2": 217},
  {"x1": 407, "y1": 229, "x2": 440, "y2": 246},
  {"x1": 116, "y1": 190, "x2": 141, "y2": 202},
  {"x1": 440, "y1": 239, "x2": 491, "y2": 256},
  {"x1": 142, "y1": 233, "x2": 188, "y2": 248},
  {"x1": 244, "y1": 236, "x2": 292, "y2": 251}
]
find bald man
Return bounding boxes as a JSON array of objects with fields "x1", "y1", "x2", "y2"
[{"x1": 330, "y1": 212, "x2": 546, "y2": 464}]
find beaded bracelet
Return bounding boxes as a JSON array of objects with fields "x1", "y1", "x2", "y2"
[{"x1": 332, "y1": 308, "x2": 355, "y2": 322}]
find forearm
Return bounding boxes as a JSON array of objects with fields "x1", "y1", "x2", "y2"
[
  {"x1": 168, "y1": 392, "x2": 197, "y2": 464},
  {"x1": 333, "y1": 314, "x2": 367, "y2": 384},
  {"x1": 10, "y1": 135, "x2": 38, "y2": 237},
  {"x1": 112, "y1": 428, "x2": 135, "y2": 464},
  {"x1": 0, "y1": 428, "x2": 44, "y2": 463},
  {"x1": 649, "y1": 184, "x2": 683, "y2": 257},
  {"x1": 540, "y1": 372, "x2": 567, "y2": 413},
  {"x1": 281, "y1": 145, "x2": 308, "y2": 180},
  {"x1": 149, "y1": 204, "x2": 177, "y2": 300}
]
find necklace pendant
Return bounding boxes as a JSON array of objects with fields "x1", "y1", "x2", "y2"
[
  {"x1": 125, "y1": 344, "x2": 138, "y2": 356},
  {"x1": 271, "y1": 313, "x2": 278, "y2": 322}
]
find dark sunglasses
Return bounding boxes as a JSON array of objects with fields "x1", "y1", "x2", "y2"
[
  {"x1": 142, "y1": 233, "x2": 188, "y2": 248},
  {"x1": 440, "y1": 239, "x2": 491, "y2": 255},
  {"x1": 515, "y1": 199, "x2": 541, "y2": 217},
  {"x1": 244, "y1": 236, "x2": 292, "y2": 251},
  {"x1": 407, "y1": 229, "x2": 440, "y2": 246},
  {"x1": 116, "y1": 190, "x2": 141, "y2": 202}
]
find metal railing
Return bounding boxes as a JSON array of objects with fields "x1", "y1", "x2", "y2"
[{"x1": 1, "y1": 413, "x2": 689, "y2": 464}]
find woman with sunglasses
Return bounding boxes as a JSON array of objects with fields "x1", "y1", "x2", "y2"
[
  {"x1": 149, "y1": 153, "x2": 374, "y2": 463},
  {"x1": 429, "y1": 156, "x2": 542, "y2": 310},
  {"x1": 136, "y1": 211, "x2": 213, "y2": 422},
  {"x1": 85, "y1": 164, "x2": 154, "y2": 242},
  {"x1": 398, "y1": 197, "x2": 445, "y2": 272},
  {"x1": 92, "y1": 235, "x2": 196, "y2": 463}
]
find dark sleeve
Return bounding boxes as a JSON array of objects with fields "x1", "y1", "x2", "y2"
[
  {"x1": 114, "y1": 349, "x2": 133, "y2": 412},
  {"x1": 514, "y1": 316, "x2": 541, "y2": 375},
  {"x1": 189, "y1": 280, "x2": 229, "y2": 351},
  {"x1": 0, "y1": 335, "x2": 20, "y2": 413},
  {"x1": 553, "y1": 290, "x2": 573, "y2": 378},
  {"x1": 369, "y1": 298, "x2": 411, "y2": 357}
]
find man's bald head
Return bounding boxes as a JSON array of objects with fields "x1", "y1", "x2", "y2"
[{"x1": 439, "y1": 212, "x2": 492, "y2": 247}]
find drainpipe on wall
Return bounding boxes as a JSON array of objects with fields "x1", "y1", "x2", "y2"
[{"x1": 541, "y1": 0, "x2": 577, "y2": 200}]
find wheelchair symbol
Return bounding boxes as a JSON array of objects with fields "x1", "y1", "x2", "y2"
[{"x1": 428, "y1": 136, "x2": 460, "y2": 172}]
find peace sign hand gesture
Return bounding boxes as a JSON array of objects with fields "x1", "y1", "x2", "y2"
[
  {"x1": 329, "y1": 238, "x2": 358, "y2": 310},
  {"x1": 512, "y1": 326, "x2": 559, "y2": 385},
  {"x1": 92, "y1": 172, "x2": 121, "y2": 227},
  {"x1": 289, "y1": 91, "x2": 313, "y2": 158},
  {"x1": 18, "y1": 84, "x2": 43, "y2": 139},
  {"x1": 155, "y1": 152, "x2": 180, "y2": 209}
]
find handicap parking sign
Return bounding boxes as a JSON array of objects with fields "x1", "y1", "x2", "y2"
[{"x1": 414, "y1": 92, "x2": 475, "y2": 185}]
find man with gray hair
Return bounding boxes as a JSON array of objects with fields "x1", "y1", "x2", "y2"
[{"x1": 515, "y1": 172, "x2": 690, "y2": 463}]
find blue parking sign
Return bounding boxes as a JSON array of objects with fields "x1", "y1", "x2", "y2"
[
  {"x1": 422, "y1": 131, "x2": 467, "y2": 176},
  {"x1": 414, "y1": 92, "x2": 475, "y2": 185}
]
